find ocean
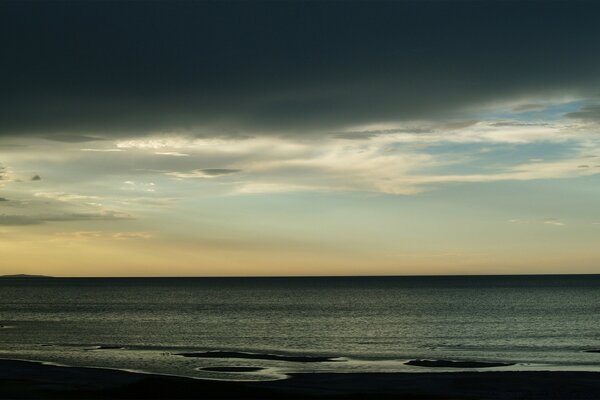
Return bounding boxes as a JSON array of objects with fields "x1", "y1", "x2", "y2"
[{"x1": 0, "y1": 275, "x2": 599, "y2": 381}]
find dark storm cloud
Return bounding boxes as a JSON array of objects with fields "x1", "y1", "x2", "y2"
[{"x1": 1, "y1": 1, "x2": 600, "y2": 137}]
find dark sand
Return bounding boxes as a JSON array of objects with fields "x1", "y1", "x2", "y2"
[
  {"x1": 177, "y1": 351, "x2": 338, "y2": 363},
  {"x1": 2, "y1": 359, "x2": 600, "y2": 399},
  {"x1": 405, "y1": 359, "x2": 514, "y2": 368}
]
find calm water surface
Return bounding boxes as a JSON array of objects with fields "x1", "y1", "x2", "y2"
[{"x1": 1, "y1": 275, "x2": 599, "y2": 380}]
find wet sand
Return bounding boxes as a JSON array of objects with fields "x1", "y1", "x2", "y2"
[
  {"x1": 199, "y1": 366, "x2": 266, "y2": 373},
  {"x1": 405, "y1": 359, "x2": 514, "y2": 368},
  {"x1": 2, "y1": 358, "x2": 600, "y2": 399},
  {"x1": 176, "y1": 350, "x2": 338, "y2": 363}
]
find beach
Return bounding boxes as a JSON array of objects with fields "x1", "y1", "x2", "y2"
[{"x1": 1, "y1": 358, "x2": 600, "y2": 399}]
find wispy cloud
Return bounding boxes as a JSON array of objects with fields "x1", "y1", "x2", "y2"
[
  {"x1": 44, "y1": 135, "x2": 106, "y2": 143},
  {"x1": 0, "y1": 211, "x2": 132, "y2": 226},
  {"x1": 566, "y1": 105, "x2": 600, "y2": 121},
  {"x1": 509, "y1": 218, "x2": 565, "y2": 227},
  {"x1": 512, "y1": 104, "x2": 546, "y2": 112},
  {"x1": 0, "y1": 215, "x2": 41, "y2": 225},
  {"x1": 80, "y1": 148, "x2": 124, "y2": 152},
  {"x1": 543, "y1": 218, "x2": 565, "y2": 226},
  {"x1": 121, "y1": 181, "x2": 156, "y2": 192},
  {"x1": 34, "y1": 192, "x2": 98, "y2": 202},
  {"x1": 3, "y1": 109, "x2": 600, "y2": 199},
  {"x1": 234, "y1": 183, "x2": 326, "y2": 194},
  {"x1": 54, "y1": 231, "x2": 152, "y2": 240},
  {"x1": 154, "y1": 151, "x2": 189, "y2": 157},
  {"x1": 167, "y1": 168, "x2": 241, "y2": 179},
  {"x1": 112, "y1": 231, "x2": 152, "y2": 240}
]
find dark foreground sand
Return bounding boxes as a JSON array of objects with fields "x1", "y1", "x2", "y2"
[{"x1": 1, "y1": 359, "x2": 600, "y2": 399}]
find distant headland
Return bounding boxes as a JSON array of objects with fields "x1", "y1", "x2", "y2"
[{"x1": 0, "y1": 274, "x2": 53, "y2": 279}]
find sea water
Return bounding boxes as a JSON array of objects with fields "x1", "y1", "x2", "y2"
[{"x1": 0, "y1": 275, "x2": 599, "y2": 380}]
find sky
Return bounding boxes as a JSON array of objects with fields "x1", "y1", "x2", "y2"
[{"x1": 1, "y1": 1, "x2": 600, "y2": 276}]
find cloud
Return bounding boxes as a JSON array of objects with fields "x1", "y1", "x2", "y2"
[
  {"x1": 397, "y1": 158, "x2": 600, "y2": 189},
  {"x1": 154, "y1": 152, "x2": 189, "y2": 157},
  {"x1": 43, "y1": 134, "x2": 105, "y2": 143},
  {"x1": 120, "y1": 181, "x2": 156, "y2": 192},
  {"x1": 34, "y1": 192, "x2": 98, "y2": 202},
  {"x1": 4, "y1": 115, "x2": 597, "y2": 197},
  {"x1": 0, "y1": 211, "x2": 132, "y2": 226},
  {"x1": 54, "y1": 231, "x2": 151, "y2": 240},
  {"x1": 0, "y1": 215, "x2": 41, "y2": 225},
  {"x1": 43, "y1": 211, "x2": 132, "y2": 222},
  {"x1": 0, "y1": 186, "x2": 134, "y2": 226},
  {"x1": 512, "y1": 104, "x2": 546, "y2": 112},
  {"x1": 438, "y1": 120, "x2": 479, "y2": 130},
  {"x1": 167, "y1": 168, "x2": 241, "y2": 179},
  {"x1": 543, "y1": 218, "x2": 565, "y2": 227},
  {"x1": 31, "y1": 175, "x2": 41, "y2": 181},
  {"x1": 80, "y1": 148, "x2": 124, "y2": 152},
  {"x1": 566, "y1": 105, "x2": 600, "y2": 121},
  {"x1": 0, "y1": 197, "x2": 7, "y2": 202},
  {"x1": 200, "y1": 169, "x2": 241, "y2": 176},
  {"x1": 54, "y1": 231, "x2": 104, "y2": 239},
  {"x1": 0, "y1": 106, "x2": 598, "y2": 200},
  {"x1": 509, "y1": 218, "x2": 565, "y2": 227},
  {"x1": 489, "y1": 121, "x2": 549, "y2": 127},
  {"x1": 112, "y1": 232, "x2": 152, "y2": 240},
  {"x1": 2, "y1": 2, "x2": 600, "y2": 138},
  {"x1": 0, "y1": 163, "x2": 11, "y2": 185},
  {"x1": 234, "y1": 183, "x2": 325, "y2": 194},
  {"x1": 335, "y1": 119, "x2": 578, "y2": 146},
  {"x1": 116, "y1": 197, "x2": 178, "y2": 207},
  {"x1": 333, "y1": 132, "x2": 381, "y2": 140}
]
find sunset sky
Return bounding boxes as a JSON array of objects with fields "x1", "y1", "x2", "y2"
[{"x1": 1, "y1": 1, "x2": 600, "y2": 276}]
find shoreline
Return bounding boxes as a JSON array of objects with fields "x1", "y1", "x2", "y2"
[{"x1": 2, "y1": 358, "x2": 600, "y2": 399}]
